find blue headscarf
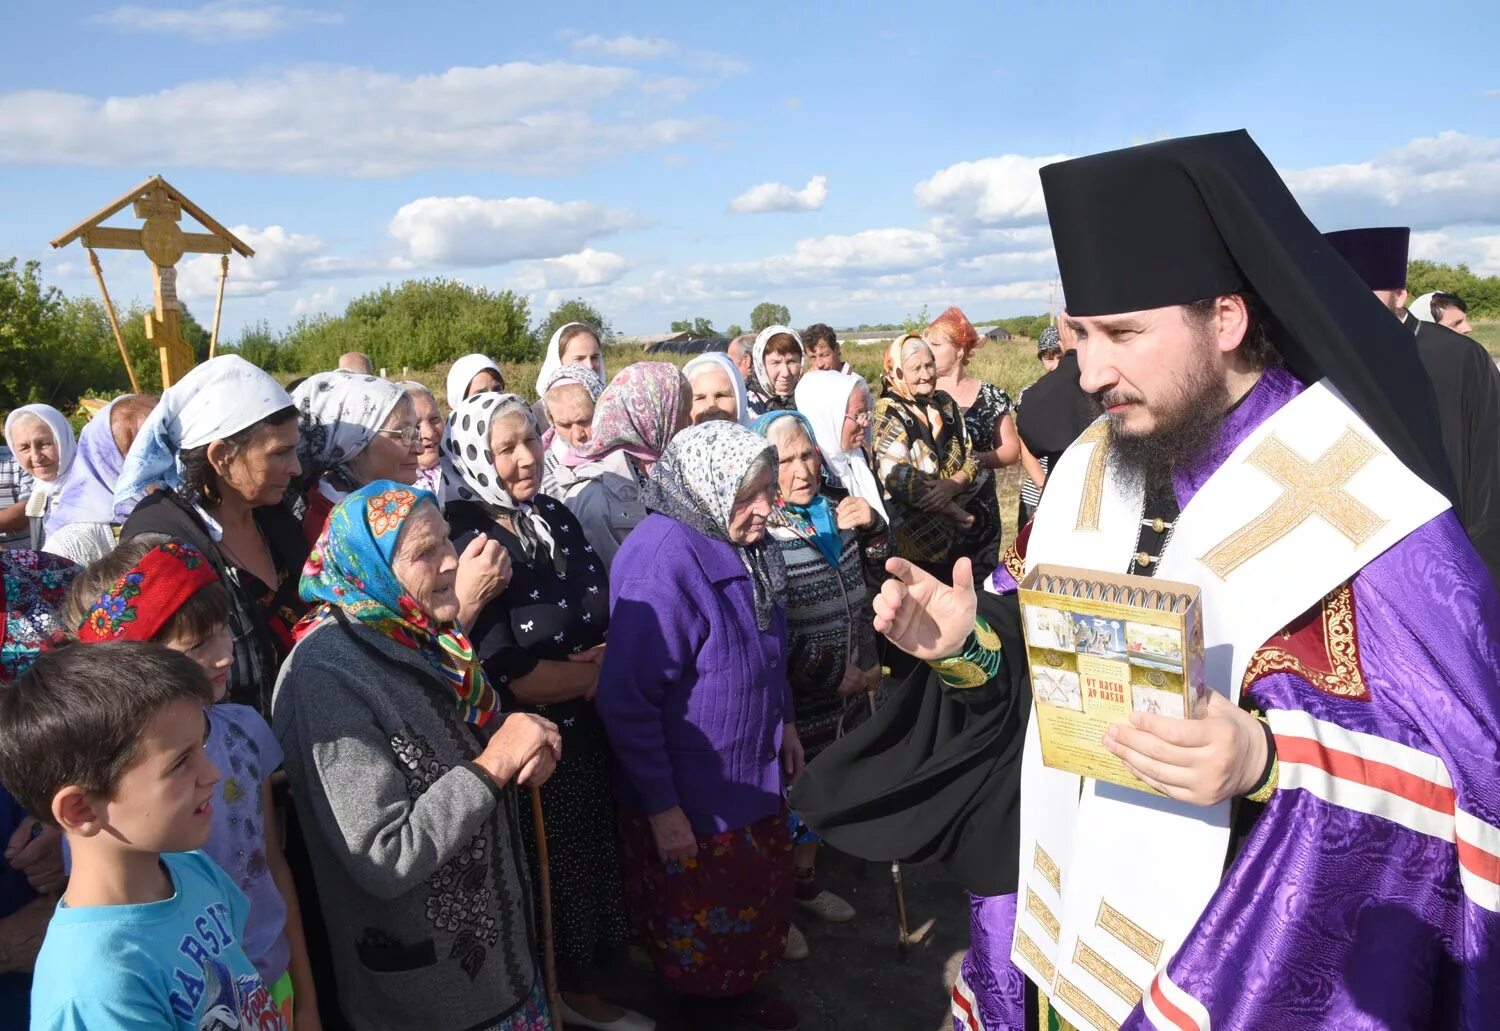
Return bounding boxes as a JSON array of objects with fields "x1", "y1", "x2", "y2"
[
  {"x1": 752, "y1": 410, "x2": 844, "y2": 569},
  {"x1": 298, "y1": 480, "x2": 499, "y2": 727}
]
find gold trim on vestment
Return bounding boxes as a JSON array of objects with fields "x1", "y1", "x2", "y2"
[
  {"x1": 1095, "y1": 899, "x2": 1163, "y2": 966},
  {"x1": 1239, "y1": 583, "x2": 1369, "y2": 700},
  {"x1": 1074, "y1": 421, "x2": 1110, "y2": 532},
  {"x1": 1054, "y1": 976, "x2": 1120, "y2": 1031},
  {"x1": 1027, "y1": 888, "x2": 1061, "y2": 942},
  {"x1": 1074, "y1": 941, "x2": 1142, "y2": 1008},
  {"x1": 1033, "y1": 843, "x2": 1062, "y2": 893}
]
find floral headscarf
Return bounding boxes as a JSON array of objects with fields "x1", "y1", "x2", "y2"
[
  {"x1": 882, "y1": 333, "x2": 947, "y2": 439},
  {"x1": 644, "y1": 421, "x2": 786, "y2": 630},
  {"x1": 753, "y1": 410, "x2": 843, "y2": 569},
  {"x1": 75, "y1": 540, "x2": 220, "y2": 643},
  {"x1": 441, "y1": 392, "x2": 557, "y2": 563},
  {"x1": 299, "y1": 481, "x2": 499, "y2": 727},
  {"x1": 750, "y1": 324, "x2": 804, "y2": 404},
  {"x1": 1, "y1": 550, "x2": 79, "y2": 683},
  {"x1": 293, "y1": 371, "x2": 406, "y2": 490},
  {"x1": 563, "y1": 362, "x2": 686, "y2": 469}
]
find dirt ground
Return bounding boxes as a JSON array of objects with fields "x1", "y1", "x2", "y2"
[{"x1": 594, "y1": 842, "x2": 972, "y2": 1031}]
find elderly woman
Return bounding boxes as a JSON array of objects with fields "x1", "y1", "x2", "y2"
[
  {"x1": 872, "y1": 334, "x2": 981, "y2": 580},
  {"x1": 292, "y1": 371, "x2": 422, "y2": 543},
  {"x1": 536, "y1": 365, "x2": 605, "y2": 498},
  {"x1": 40, "y1": 393, "x2": 157, "y2": 565},
  {"x1": 746, "y1": 325, "x2": 804, "y2": 417},
  {"x1": 598, "y1": 420, "x2": 801, "y2": 1031},
  {"x1": 445, "y1": 353, "x2": 506, "y2": 409},
  {"x1": 926, "y1": 307, "x2": 1020, "y2": 579},
  {"x1": 398, "y1": 381, "x2": 445, "y2": 494},
  {"x1": 752, "y1": 411, "x2": 881, "y2": 945},
  {"x1": 682, "y1": 351, "x2": 750, "y2": 425},
  {"x1": 795, "y1": 370, "x2": 891, "y2": 558},
  {"x1": 4, "y1": 405, "x2": 77, "y2": 552},
  {"x1": 442, "y1": 393, "x2": 647, "y2": 1031},
  {"x1": 558, "y1": 362, "x2": 690, "y2": 571},
  {"x1": 116, "y1": 355, "x2": 309, "y2": 718},
  {"x1": 273, "y1": 481, "x2": 561, "y2": 1030}
]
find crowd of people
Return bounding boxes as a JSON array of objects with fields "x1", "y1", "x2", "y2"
[{"x1": 0, "y1": 127, "x2": 1496, "y2": 1031}]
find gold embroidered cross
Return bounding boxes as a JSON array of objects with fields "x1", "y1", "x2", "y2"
[{"x1": 1199, "y1": 429, "x2": 1387, "y2": 579}]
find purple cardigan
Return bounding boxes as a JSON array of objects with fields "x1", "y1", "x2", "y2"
[{"x1": 597, "y1": 512, "x2": 794, "y2": 835}]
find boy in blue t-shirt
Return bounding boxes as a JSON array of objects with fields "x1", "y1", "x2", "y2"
[{"x1": 0, "y1": 640, "x2": 284, "y2": 1030}]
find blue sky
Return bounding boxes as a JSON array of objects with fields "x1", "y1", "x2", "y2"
[{"x1": 2, "y1": 0, "x2": 1496, "y2": 340}]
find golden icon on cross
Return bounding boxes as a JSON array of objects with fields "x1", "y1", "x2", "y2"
[
  {"x1": 1200, "y1": 429, "x2": 1388, "y2": 579},
  {"x1": 50, "y1": 176, "x2": 254, "y2": 389}
]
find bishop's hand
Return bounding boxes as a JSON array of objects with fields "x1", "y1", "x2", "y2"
[{"x1": 872, "y1": 556, "x2": 978, "y2": 661}]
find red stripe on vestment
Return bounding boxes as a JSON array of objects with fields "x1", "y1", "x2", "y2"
[
  {"x1": 1274, "y1": 735, "x2": 1456, "y2": 815},
  {"x1": 1149, "y1": 976, "x2": 1197, "y2": 1031}
]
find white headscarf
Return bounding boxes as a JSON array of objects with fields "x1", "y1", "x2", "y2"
[
  {"x1": 3, "y1": 404, "x2": 76, "y2": 498},
  {"x1": 682, "y1": 351, "x2": 751, "y2": 425},
  {"x1": 445, "y1": 354, "x2": 505, "y2": 411},
  {"x1": 794, "y1": 370, "x2": 888, "y2": 523},
  {"x1": 114, "y1": 355, "x2": 292, "y2": 508},
  {"x1": 534, "y1": 322, "x2": 607, "y2": 400},
  {"x1": 751, "y1": 324, "x2": 804, "y2": 400},
  {"x1": 292, "y1": 371, "x2": 405, "y2": 490},
  {"x1": 1408, "y1": 292, "x2": 1438, "y2": 323},
  {"x1": 440, "y1": 392, "x2": 556, "y2": 562}
]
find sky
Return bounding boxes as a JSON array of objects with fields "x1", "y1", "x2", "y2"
[{"x1": 2, "y1": 0, "x2": 1497, "y2": 341}]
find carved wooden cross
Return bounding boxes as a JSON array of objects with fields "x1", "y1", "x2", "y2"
[
  {"x1": 51, "y1": 176, "x2": 253, "y2": 388},
  {"x1": 1200, "y1": 429, "x2": 1388, "y2": 579}
]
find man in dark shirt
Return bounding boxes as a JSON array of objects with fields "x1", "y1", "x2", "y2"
[{"x1": 1014, "y1": 315, "x2": 1099, "y2": 475}]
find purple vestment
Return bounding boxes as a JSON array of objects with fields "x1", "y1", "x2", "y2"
[{"x1": 976, "y1": 367, "x2": 1500, "y2": 1029}]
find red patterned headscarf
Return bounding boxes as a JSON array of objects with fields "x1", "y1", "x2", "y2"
[
  {"x1": 76, "y1": 540, "x2": 221, "y2": 643},
  {"x1": 926, "y1": 305, "x2": 982, "y2": 354}
]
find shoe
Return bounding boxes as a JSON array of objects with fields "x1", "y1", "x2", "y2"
[
  {"x1": 782, "y1": 923, "x2": 808, "y2": 961},
  {"x1": 732, "y1": 992, "x2": 799, "y2": 1031},
  {"x1": 795, "y1": 886, "x2": 856, "y2": 923},
  {"x1": 556, "y1": 997, "x2": 656, "y2": 1031}
]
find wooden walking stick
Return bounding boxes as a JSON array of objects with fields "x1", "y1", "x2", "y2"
[{"x1": 529, "y1": 785, "x2": 563, "y2": 1023}]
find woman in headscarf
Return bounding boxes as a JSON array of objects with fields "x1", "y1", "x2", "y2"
[
  {"x1": 292, "y1": 371, "x2": 422, "y2": 544},
  {"x1": 746, "y1": 325, "x2": 804, "y2": 417},
  {"x1": 536, "y1": 365, "x2": 606, "y2": 498},
  {"x1": 534, "y1": 322, "x2": 607, "y2": 404},
  {"x1": 442, "y1": 393, "x2": 648, "y2": 1031},
  {"x1": 117, "y1": 354, "x2": 308, "y2": 718},
  {"x1": 925, "y1": 306, "x2": 1020, "y2": 581},
  {"x1": 558, "y1": 362, "x2": 690, "y2": 571},
  {"x1": 4, "y1": 404, "x2": 77, "y2": 552},
  {"x1": 273, "y1": 481, "x2": 561, "y2": 1031},
  {"x1": 872, "y1": 334, "x2": 981, "y2": 580},
  {"x1": 597, "y1": 420, "x2": 802, "y2": 1031},
  {"x1": 445, "y1": 353, "x2": 506, "y2": 410},
  {"x1": 752, "y1": 410, "x2": 880, "y2": 956},
  {"x1": 794, "y1": 370, "x2": 891, "y2": 570},
  {"x1": 681, "y1": 351, "x2": 750, "y2": 426},
  {"x1": 397, "y1": 381, "x2": 445, "y2": 494},
  {"x1": 40, "y1": 393, "x2": 157, "y2": 565}
]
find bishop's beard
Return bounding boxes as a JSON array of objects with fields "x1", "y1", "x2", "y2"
[{"x1": 1099, "y1": 348, "x2": 1231, "y2": 493}]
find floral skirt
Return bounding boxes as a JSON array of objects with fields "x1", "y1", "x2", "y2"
[
  {"x1": 494, "y1": 976, "x2": 551, "y2": 1031},
  {"x1": 618, "y1": 806, "x2": 794, "y2": 998}
]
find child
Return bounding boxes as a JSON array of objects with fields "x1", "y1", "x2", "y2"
[
  {"x1": 0, "y1": 639, "x2": 285, "y2": 1029},
  {"x1": 64, "y1": 536, "x2": 319, "y2": 1029}
]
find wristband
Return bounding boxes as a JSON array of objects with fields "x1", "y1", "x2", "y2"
[
  {"x1": 927, "y1": 616, "x2": 1002, "y2": 689},
  {"x1": 1243, "y1": 716, "x2": 1279, "y2": 804}
]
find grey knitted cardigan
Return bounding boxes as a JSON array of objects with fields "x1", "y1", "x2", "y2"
[{"x1": 272, "y1": 615, "x2": 537, "y2": 1030}]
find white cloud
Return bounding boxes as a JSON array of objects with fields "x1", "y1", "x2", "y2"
[
  {"x1": 176, "y1": 224, "x2": 332, "y2": 300},
  {"x1": 90, "y1": 1, "x2": 341, "y2": 40},
  {"x1": 1285, "y1": 132, "x2": 1500, "y2": 231},
  {"x1": 1410, "y1": 230, "x2": 1500, "y2": 276},
  {"x1": 688, "y1": 51, "x2": 749, "y2": 76},
  {"x1": 0, "y1": 63, "x2": 713, "y2": 177},
  {"x1": 291, "y1": 286, "x2": 339, "y2": 316},
  {"x1": 512, "y1": 249, "x2": 633, "y2": 291},
  {"x1": 570, "y1": 33, "x2": 678, "y2": 60},
  {"x1": 388, "y1": 197, "x2": 641, "y2": 267},
  {"x1": 696, "y1": 228, "x2": 944, "y2": 287},
  {"x1": 729, "y1": 175, "x2": 828, "y2": 214},
  {"x1": 914, "y1": 153, "x2": 1071, "y2": 227}
]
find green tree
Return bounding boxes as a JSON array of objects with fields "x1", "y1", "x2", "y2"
[
  {"x1": 670, "y1": 317, "x2": 716, "y2": 337},
  {"x1": 900, "y1": 304, "x2": 930, "y2": 335},
  {"x1": 535, "y1": 298, "x2": 615, "y2": 349},
  {"x1": 725, "y1": 323, "x2": 743, "y2": 338},
  {"x1": 749, "y1": 302, "x2": 791, "y2": 332},
  {"x1": 1406, "y1": 260, "x2": 1500, "y2": 320}
]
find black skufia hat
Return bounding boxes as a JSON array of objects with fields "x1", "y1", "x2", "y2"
[
  {"x1": 1039, "y1": 129, "x2": 1453, "y2": 502},
  {"x1": 1323, "y1": 227, "x2": 1411, "y2": 291}
]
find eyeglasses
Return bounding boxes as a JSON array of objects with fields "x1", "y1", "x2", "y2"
[
  {"x1": 843, "y1": 411, "x2": 871, "y2": 428},
  {"x1": 376, "y1": 426, "x2": 422, "y2": 447}
]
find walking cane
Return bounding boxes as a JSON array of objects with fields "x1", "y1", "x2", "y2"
[
  {"x1": 870, "y1": 677, "x2": 934, "y2": 957},
  {"x1": 529, "y1": 786, "x2": 563, "y2": 1024}
]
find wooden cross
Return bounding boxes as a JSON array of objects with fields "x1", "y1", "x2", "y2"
[
  {"x1": 1199, "y1": 429, "x2": 1388, "y2": 579},
  {"x1": 50, "y1": 176, "x2": 253, "y2": 388}
]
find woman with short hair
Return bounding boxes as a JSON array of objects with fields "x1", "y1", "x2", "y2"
[
  {"x1": 746, "y1": 325, "x2": 804, "y2": 417},
  {"x1": 3, "y1": 405, "x2": 76, "y2": 552},
  {"x1": 598, "y1": 420, "x2": 802, "y2": 1031},
  {"x1": 117, "y1": 355, "x2": 309, "y2": 718}
]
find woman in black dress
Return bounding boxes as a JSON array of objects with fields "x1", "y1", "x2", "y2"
[{"x1": 440, "y1": 391, "x2": 646, "y2": 1031}]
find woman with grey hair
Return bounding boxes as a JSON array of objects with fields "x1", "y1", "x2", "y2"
[{"x1": 397, "y1": 380, "x2": 445, "y2": 494}]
